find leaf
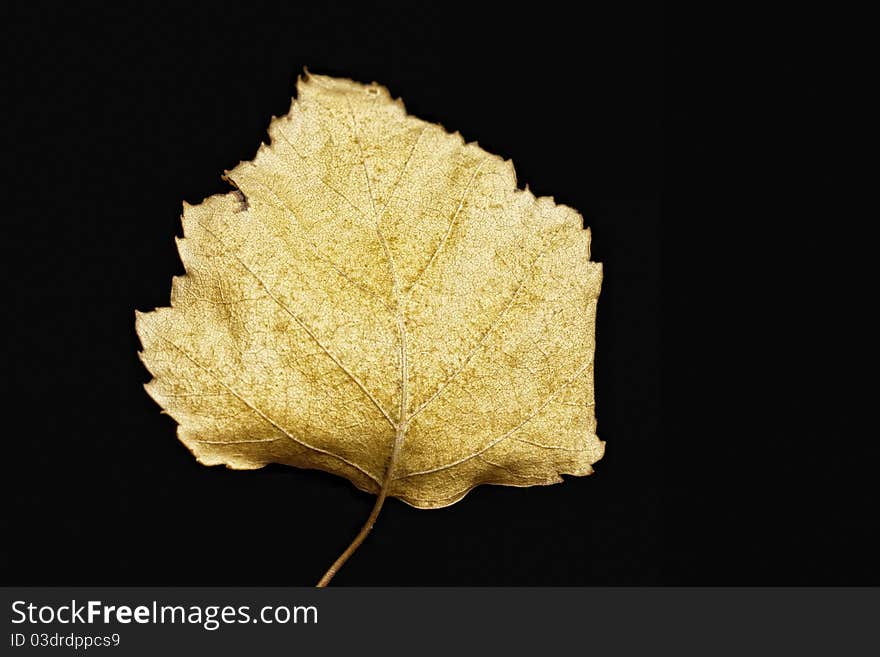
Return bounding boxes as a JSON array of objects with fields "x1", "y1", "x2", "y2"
[{"x1": 136, "y1": 73, "x2": 603, "y2": 583}]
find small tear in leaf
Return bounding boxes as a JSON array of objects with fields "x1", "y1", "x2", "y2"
[{"x1": 232, "y1": 189, "x2": 249, "y2": 212}]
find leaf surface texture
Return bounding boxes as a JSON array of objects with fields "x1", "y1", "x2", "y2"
[{"x1": 136, "y1": 74, "x2": 604, "y2": 508}]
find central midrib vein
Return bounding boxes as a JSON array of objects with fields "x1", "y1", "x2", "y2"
[{"x1": 315, "y1": 98, "x2": 410, "y2": 586}]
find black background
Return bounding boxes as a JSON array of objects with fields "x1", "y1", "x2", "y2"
[{"x1": 2, "y1": 3, "x2": 871, "y2": 586}]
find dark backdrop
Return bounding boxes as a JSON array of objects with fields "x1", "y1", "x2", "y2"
[{"x1": 3, "y1": 3, "x2": 864, "y2": 586}]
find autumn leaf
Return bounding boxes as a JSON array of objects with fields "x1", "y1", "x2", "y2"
[{"x1": 136, "y1": 72, "x2": 603, "y2": 584}]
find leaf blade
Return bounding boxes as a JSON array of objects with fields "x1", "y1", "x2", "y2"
[{"x1": 137, "y1": 73, "x2": 603, "y2": 510}]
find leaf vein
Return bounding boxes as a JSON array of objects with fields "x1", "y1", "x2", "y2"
[
  {"x1": 396, "y1": 356, "x2": 594, "y2": 479},
  {"x1": 406, "y1": 158, "x2": 487, "y2": 293},
  {"x1": 195, "y1": 219, "x2": 397, "y2": 429},
  {"x1": 148, "y1": 333, "x2": 381, "y2": 484}
]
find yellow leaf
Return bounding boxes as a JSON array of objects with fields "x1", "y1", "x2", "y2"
[{"x1": 136, "y1": 73, "x2": 603, "y2": 583}]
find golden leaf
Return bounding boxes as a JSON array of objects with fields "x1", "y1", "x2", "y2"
[{"x1": 136, "y1": 73, "x2": 603, "y2": 583}]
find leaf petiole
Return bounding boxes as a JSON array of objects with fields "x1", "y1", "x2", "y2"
[{"x1": 316, "y1": 425, "x2": 406, "y2": 586}]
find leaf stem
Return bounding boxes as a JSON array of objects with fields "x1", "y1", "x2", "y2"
[{"x1": 316, "y1": 425, "x2": 406, "y2": 586}]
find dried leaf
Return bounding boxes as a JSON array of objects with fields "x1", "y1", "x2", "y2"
[{"x1": 136, "y1": 73, "x2": 603, "y2": 581}]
